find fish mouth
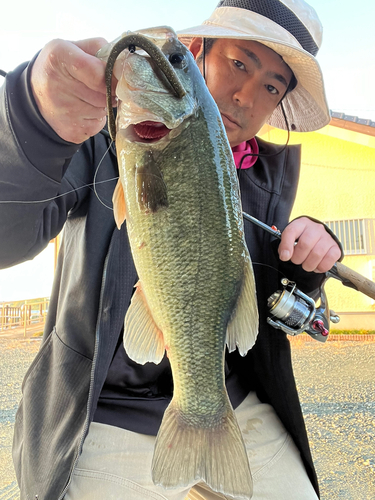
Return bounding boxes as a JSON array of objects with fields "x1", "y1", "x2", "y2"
[{"x1": 132, "y1": 121, "x2": 171, "y2": 143}]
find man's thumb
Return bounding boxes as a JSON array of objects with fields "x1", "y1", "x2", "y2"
[{"x1": 73, "y1": 37, "x2": 109, "y2": 56}]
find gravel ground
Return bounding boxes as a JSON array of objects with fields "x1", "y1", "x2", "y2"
[
  {"x1": 291, "y1": 337, "x2": 375, "y2": 499},
  {"x1": 0, "y1": 339, "x2": 41, "y2": 497},
  {"x1": 0, "y1": 337, "x2": 374, "y2": 499}
]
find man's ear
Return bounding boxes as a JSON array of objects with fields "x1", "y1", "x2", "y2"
[{"x1": 188, "y1": 37, "x2": 203, "y2": 59}]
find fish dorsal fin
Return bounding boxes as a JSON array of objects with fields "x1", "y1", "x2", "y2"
[
  {"x1": 136, "y1": 154, "x2": 168, "y2": 212},
  {"x1": 112, "y1": 179, "x2": 127, "y2": 229},
  {"x1": 226, "y1": 251, "x2": 259, "y2": 356},
  {"x1": 124, "y1": 281, "x2": 165, "y2": 365}
]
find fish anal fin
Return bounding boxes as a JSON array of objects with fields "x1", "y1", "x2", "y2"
[
  {"x1": 112, "y1": 179, "x2": 127, "y2": 229},
  {"x1": 124, "y1": 282, "x2": 165, "y2": 365},
  {"x1": 136, "y1": 155, "x2": 168, "y2": 213},
  {"x1": 227, "y1": 251, "x2": 259, "y2": 356},
  {"x1": 152, "y1": 400, "x2": 253, "y2": 499}
]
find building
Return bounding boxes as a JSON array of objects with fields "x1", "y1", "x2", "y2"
[{"x1": 258, "y1": 113, "x2": 375, "y2": 330}]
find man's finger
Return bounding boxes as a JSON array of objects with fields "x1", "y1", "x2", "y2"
[
  {"x1": 73, "y1": 37, "x2": 109, "y2": 56},
  {"x1": 60, "y1": 40, "x2": 109, "y2": 94},
  {"x1": 314, "y1": 244, "x2": 342, "y2": 273},
  {"x1": 278, "y1": 219, "x2": 306, "y2": 261},
  {"x1": 299, "y1": 239, "x2": 333, "y2": 272}
]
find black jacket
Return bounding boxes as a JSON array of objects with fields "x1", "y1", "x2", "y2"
[{"x1": 1, "y1": 61, "x2": 320, "y2": 499}]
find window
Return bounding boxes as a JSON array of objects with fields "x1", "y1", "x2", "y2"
[{"x1": 324, "y1": 219, "x2": 375, "y2": 255}]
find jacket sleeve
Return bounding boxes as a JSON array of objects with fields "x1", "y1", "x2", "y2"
[{"x1": 0, "y1": 59, "x2": 89, "y2": 269}]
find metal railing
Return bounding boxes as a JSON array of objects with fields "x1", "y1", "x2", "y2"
[
  {"x1": 325, "y1": 218, "x2": 375, "y2": 255},
  {"x1": 0, "y1": 298, "x2": 49, "y2": 337}
]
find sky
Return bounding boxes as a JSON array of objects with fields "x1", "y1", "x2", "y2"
[
  {"x1": 0, "y1": 244, "x2": 55, "y2": 301},
  {"x1": 0, "y1": 0, "x2": 374, "y2": 301},
  {"x1": 1, "y1": 0, "x2": 375, "y2": 119}
]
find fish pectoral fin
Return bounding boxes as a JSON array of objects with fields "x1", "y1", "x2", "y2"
[
  {"x1": 226, "y1": 250, "x2": 259, "y2": 356},
  {"x1": 124, "y1": 281, "x2": 165, "y2": 365},
  {"x1": 152, "y1": 399, "x2": 253, "y2": 499},
  {"x1": 112, "y1": 179, "x2": 127, "y2": 229},
  {"x1": 136, "y1": 156, "x2": 168, "y2": 213}
]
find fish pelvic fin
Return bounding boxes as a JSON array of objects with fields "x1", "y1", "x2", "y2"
[
  {"x1": 112, "y1": 179, "x2": 127, "y2": 229},
  {"x1": 124, "y1": 281, "x2": 165, "y2": 364},
  {"x1": 227, "y1": 250, "x2": 259, "y2": 356},
  {"x1": 152, "y1": 400, "x2": 253, "y2": 500}
]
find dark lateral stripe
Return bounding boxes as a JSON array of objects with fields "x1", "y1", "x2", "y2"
[{"x1": 216, "y1": 0, "x2": 319, "y2": 56}]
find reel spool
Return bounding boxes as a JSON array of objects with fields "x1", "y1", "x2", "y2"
[{"x1": 267, "y1": 278, "x2": 338, "y2": 342}]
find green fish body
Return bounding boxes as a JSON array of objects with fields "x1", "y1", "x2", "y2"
[{"x1": 100, "y1": 27, "x2": 259, "y2": 500}]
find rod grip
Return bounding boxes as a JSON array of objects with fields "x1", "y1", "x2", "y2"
[{"x1": 336, "y1": 262, "x2": 375, "y2": 300}]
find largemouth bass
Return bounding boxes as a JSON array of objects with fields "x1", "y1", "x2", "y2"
[{"x1": 98, "y1": 27, "x2": 258, "y2": 499}]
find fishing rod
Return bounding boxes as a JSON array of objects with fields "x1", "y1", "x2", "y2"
[{"x1": 243, "y1": 211, "x2": 375, "y2": 341}]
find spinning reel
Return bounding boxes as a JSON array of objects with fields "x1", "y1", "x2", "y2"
[
  {"x1": 243, "y1": 211, "x2": 375, "y2": 342},
  {"x1": 267, "y1": 277, "x2": 340, "y2": 342}
]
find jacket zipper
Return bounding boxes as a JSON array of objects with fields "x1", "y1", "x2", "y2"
[{"x1": 57, "y1": 238, "x2": 114, "y2": 500}]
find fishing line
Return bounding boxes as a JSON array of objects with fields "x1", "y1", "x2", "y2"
[
  {"x1": 0, "y1": 134, "x2": 118, "y2": 207},
  {"x1": 93, "y1": 138, "x2": 115, "y2": 211},
  {"x1": 251, "y1": 261, "x2": 287, "y2": 279},
  {"x1": 0, "y1": 67, "x2": 119, "y2": 207},
  {"x1": 0, "y1": 177, "x2": 119, "y2": 205},
  {"x1": 0, "y1": 119, "x2": 119, "y2": 207}
]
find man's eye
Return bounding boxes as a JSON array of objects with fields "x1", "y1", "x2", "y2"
[
  {"x1": 233, "y1": 60, "x2": 245, "y2": 70},
  {"x1": 266, "y1": 84, "x2": 279, "y2": 95}
]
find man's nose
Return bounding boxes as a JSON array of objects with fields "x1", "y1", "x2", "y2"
[{"x1": 233, "y1": 78, "x2": 259, "y2": 107}]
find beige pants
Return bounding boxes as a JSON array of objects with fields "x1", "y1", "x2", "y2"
[{"x1": 65, "y1": 392, "x2": 318, "y2": 500}]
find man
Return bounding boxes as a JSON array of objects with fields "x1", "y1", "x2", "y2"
[{"x1": 0, "y1": 0, "x2": 342, "y2": 499}]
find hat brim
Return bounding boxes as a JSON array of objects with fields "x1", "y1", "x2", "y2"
[{"x1": 177, "y1": 8, "x2": 330, "y2": 132}]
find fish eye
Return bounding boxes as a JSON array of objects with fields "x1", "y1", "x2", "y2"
[{"x1": 169, "y1": 53, "x2": 185, "y2": 67}]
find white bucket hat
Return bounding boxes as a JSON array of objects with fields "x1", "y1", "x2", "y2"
[{"x1": 177, "y1": 0, "x2": 330, "y2": 132}]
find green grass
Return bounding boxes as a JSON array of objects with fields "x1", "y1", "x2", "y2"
[
  {"x1": 31, "y1": 331, "x2": 44, "y2": 337},
  {"x1": 330, "y1": 330, "x2": 375, "y2": 335}
]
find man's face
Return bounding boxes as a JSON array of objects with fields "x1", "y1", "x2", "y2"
[{"x1": 189, "y1": 38, "x2": 293, "y2": 147}]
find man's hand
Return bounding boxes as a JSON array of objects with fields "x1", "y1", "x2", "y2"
[
  {"x1": 31, "y1": 37, "x2": 116, "y2": 144},
  {"x1": 278, "y1": 217, "x2": 342, "y2": 273}
]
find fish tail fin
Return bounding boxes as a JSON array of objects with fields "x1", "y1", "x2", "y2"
[{"x1": 152, "y1": 400, "x2": 253, "y2": 499}]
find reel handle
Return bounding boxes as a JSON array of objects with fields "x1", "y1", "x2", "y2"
[{"x1": 335, "y1": 262, "x2": 375, "y2": 300}]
